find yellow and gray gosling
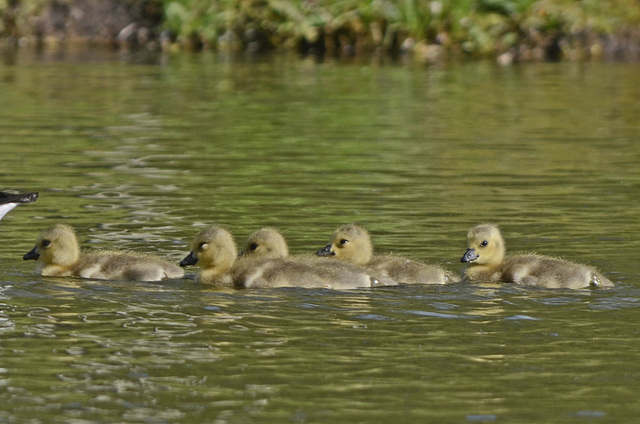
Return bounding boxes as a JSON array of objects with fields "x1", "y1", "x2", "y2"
[
  {"x1": 316, "y1": 223, "x2": 456, "y2": 285},
  {"x1": 23, "y1": 223, "x2": 184, "y2": 281},
  {"x1": 460, "y1": 223, "x2": 613, "y2": 289}
]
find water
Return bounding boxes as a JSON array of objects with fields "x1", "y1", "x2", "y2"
[{"x1": 0, "y1": 48, "x2": 639, "y2": 423}]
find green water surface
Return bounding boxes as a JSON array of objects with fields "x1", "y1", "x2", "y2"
[{"x1": 0, "y1": 49, "x2": 639, "y2": 423}]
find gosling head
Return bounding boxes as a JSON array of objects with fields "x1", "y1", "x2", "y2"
[
  {"x1": 460, "y1": 223, "x2": 505, "y2": 266},
  {"x1": 180, "y1": 225, "x2": 237, "y2": 271},
  {"x1": 240, "y1": 228, "x2": 289, "y2": 259},
  {"x1": 316, "y1": 223, "x2": 373, "y2": 266},
  {"x1": 23, "y1": 223, "x2": 80, "y2": 266}
]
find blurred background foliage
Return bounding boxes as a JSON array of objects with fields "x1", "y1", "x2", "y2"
[{"x1": 1, "y1": 0, "x2": 639, "y2": 61}]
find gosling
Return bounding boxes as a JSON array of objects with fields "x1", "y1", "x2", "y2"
[
  {"x1": 316, "y1": 223, "x2": 456, "y2": 285},
  {"x1": 23, "y1": 223, "x2": 184, "y2": 281},
  {"x1": 460, "y1": 223, "x2": 613, "y2": 289}
]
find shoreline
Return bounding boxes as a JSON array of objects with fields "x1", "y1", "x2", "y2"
[{"x1": 1, "y1": 0, "x2": 639, "y2": 64}]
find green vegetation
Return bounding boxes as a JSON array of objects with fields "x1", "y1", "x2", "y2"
[
  {"x1": 1, "y1": 0, "x2": 640, "y2": 61},
  {"x1": 158, "y1": 0, "x2": 640, "y2": 60}
]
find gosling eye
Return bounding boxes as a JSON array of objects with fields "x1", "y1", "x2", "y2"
[
  {"x1": 480, "y1": 240, "x2": 489, "y2": 247},
  {"x1": 249, "y1": 243, "x2": 258, "y2": 251},
  {"x1": 42, "y1": 240, "x2": 51, "y2": 248},
  {"x1": 339, "y1": 239, "x2": 348, "y2": 246},
  {"x1": 198, "y1": 242, "x2": 208, "y2": 251}
]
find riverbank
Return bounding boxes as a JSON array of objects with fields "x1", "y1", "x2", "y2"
[{"x1": 1, "y1": 0, "x2": 639, "y2": 63}]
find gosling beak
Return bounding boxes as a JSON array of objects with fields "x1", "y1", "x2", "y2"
[
  {"x1": 179, "y1": 251, "x2": 198, "y2": 267},
  {"x1": 23, "y1": 247, "x2": 40, "y2": 261},
  {"x1": 460, "y1": 248, "x2": 479, "y2": 263},
  {"x1": 316, "y1": 244, "x2": 335, "y2": 257}
]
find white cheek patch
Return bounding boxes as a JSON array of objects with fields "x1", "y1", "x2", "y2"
[{"x1": 0, "y1": 203, "x2": 18, "y2": 220}]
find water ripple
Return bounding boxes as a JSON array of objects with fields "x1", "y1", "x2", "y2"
[{"x1": 402, "y1": 310, "x2": 480, "y2": 319}]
